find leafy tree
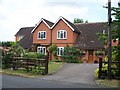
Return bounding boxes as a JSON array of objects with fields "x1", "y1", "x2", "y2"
[
  {"x1": 96, "y1": 2, "x2": 120, "y2": 79},
  {"x1": 74, "y1": 18, "x2": 88, "y2": 23},
  {"x1": 111, "y1": 3, "x2": 120, "y2": 45},
  {"x1": 61, "y1": 46, "x2": 83, "y2": 63},
  {"x1": 48, "y1": 44, "x2": 57, "y2": 60},
  {"x1": 1, "y1": 41, "x2": 15, "y2": 47},
  {"x1": 9, "y1": 42, "x2": 25, "y2": 57}
]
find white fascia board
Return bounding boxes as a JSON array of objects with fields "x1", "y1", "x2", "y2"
[
  {"x1": 50, "y1": 16, "x2": 74, "y2": 31},
  {"x1": 31, "y1": 18, "x2": 51, "y2": 33}
]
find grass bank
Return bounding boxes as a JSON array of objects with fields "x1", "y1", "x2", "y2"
[
  {"x1": 0, "y1": 62, "x2": 63, "y2": 78},
  {"x1": 95, "y1": 79, "x2": 120, "y2": 88}
]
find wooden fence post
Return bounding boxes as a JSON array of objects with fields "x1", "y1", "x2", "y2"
[
  {"x1": 44, "y1": 53, "x2": 49, "y2": 75},
  {"x1": 98, "y1": 58, "x2": 102, "y2": 79}
]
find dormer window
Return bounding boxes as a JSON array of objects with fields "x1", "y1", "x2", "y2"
[
  {"x1": 57, "y1": 30, "x2": 67, "y2": 39},
  {"x1": 18, "y1": 36, "x2": 24, "y2": 41},
  {"x1": 38, "y1": 31, "x2": 46, "y2": 39}
]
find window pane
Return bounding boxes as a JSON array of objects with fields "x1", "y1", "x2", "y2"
[
  {"x1": 60, "y1": 48, "x2": 62, "y2": 55},
  {"x1": 64, "y1": 31, "x2": 66, "y2": 38},
  {"x1": 44, "y1": 32, "x2": 46, "y2": 38},
  {"x1": 40, "y1": 48, "x2": 42, "y2": 53},
  {"x1": 57, "y1": 48, "x2": 59, "y2": 55},
  {"x1": 41, "y1": 32, "x2": 44, "y2": 39},
  {"x1": 58, "y1": 31, "x2": 60, "y2": 38},
  {"x1": 61, "y1": 31, "x2": 63, "y2": 38},
  {"x1": 38, "y1": 32, "x2": 41, "y2": 38},
  {"x1": 43, "y1": 48, "x2": 45, "y2": 54}
]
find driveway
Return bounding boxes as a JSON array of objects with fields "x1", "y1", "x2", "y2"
[{"x1": 38, "y1": 63, "x2": 99, "y2": 85}]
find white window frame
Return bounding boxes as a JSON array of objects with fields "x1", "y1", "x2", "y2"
[
  {"x1": 57, "y1": 47, "x2": 64, "y2": 56},
  {"x1": 57, "y1": 30, "x2": 67, "y2": 39},
  {"x1": 18, "y1": 36, "x2": 24, "y2": 41},
  {"x1": 37, "y1": 46, "x2": 46, "y2": 55},
  {"x1": 102, "y1": 30, "x2": 106, "y2": 34},
  {"x1": 38, "y1": 31, "x2": 46, "y2": 39}
]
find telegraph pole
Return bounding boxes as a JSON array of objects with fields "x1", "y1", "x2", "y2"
[{"x1": 108, "y1": 0, "x2": 112, "y2": 80}]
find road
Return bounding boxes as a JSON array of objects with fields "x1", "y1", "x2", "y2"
[
  {"x1": 2, "y1": 74, "x2": 101, "y2": 88},
  {"x1": 1, "y1": 63, "x2": 103, "y2": 88}
]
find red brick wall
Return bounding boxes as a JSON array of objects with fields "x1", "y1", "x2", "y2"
[
  {"x1": 33, "y1": 21, "x2": 51, "y2": 44},
  {"x1": 52, "y1": 20, "x2": 78, "y2": 44}
]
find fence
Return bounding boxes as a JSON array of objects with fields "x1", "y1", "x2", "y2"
[
  {"x1": 98, "y1": 58, "x2": 120, "y2": 79},
  {"x1": 9, "y1": 56, "x2": 48, "y2": 75}
]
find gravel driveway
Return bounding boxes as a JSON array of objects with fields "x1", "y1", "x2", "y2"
[{"x1": 38, "y1": 63, "x2": 99, "y2": 85}]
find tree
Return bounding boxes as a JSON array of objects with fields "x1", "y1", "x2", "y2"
[
  {"x1": 111, "y1": 2, "x2": 120, "y2": 45},
  {"x1": 96, "y1": 2, "x2": 120, "y2": 79},
  {"x1": 1, "y1": 41, "x2": 15, "y2": 47},
  {"x1": 10, "y1": 42, "x2": 25, "y2": 57},
  {"x1": 74, "y1": 18, "x2": 88, "y2": 23},
  {"x1": 61, "y1": 46, "x2": 84, "y2": 63},
  {"x1": 97, "y1": 2, "x2": 120, "y2": 46}
]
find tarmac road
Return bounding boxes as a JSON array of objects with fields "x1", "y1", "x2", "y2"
[
  {"x1": 1, "y1": 63, "x2": 102, "y2": 88},
  {"x1": 2, "y1": 74, "x2": 101, "y2": 88}
]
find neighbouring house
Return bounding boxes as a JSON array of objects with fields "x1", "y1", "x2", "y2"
[
  {"x1": 15, "y1": 16, "x2": 118, "y2": 63},
  {"x1": 15, "y1": 27, "x2": 34, "y2": 51}
]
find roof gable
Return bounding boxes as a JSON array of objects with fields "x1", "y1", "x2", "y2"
[
  {"x1": 15, "y1": 27, "x2": 34, "y2": 36},
  {"x1": 51, "y1": 16, "x2": 80, "y2": 33},
  {"x1": 31, "y1": 18, "x2": 54, "y2": 33}
]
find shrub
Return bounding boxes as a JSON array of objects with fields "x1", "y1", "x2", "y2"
[
  {"x1": 61, "y1": 46, "x2": 80, "y2": 63},
  {"x1": 96, "y1": 46, "x2": 120, "y2": 80},
  {"x1": 30, "y1": 67, "x2": 45, "y2": 75},
  {"x1": 48, "y1": 44, "x2": 57, "y2": 53},
  {"x1": 2, "y1": 52, "x2": 13, "y2": 69},
  {"x1": 48, "y1": 44, "x2": 57, "y2": 60},
  {"x1": 23, "y1": 52, "x2": 45, "y2": 59},
  {"x1": 95, "y1": 64, "x2": 119, "y2": 79}
]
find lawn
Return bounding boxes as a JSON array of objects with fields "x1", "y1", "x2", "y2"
[
  {"x1": 96, "y1": 79, "x2": 120, "y2": 88},
  {"x1": 0, "y1": 62, "x2": 63, "y2": 78}
]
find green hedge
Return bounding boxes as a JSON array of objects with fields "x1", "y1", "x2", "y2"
[{"x1": 23, "y1": 52, "x2": 45, "y2": 59}]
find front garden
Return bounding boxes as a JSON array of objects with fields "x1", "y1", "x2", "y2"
[{"x1": 1, "y1": 42, "x2": 63, "y2": 77}]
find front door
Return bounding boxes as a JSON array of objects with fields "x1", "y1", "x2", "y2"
[{"x1": 88, "y1": 50, "x2": 93, "y2": 63}]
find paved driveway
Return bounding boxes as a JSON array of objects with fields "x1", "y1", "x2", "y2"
[{"x1": 38, "y1": 63, "x2": 99, "y2": 85}]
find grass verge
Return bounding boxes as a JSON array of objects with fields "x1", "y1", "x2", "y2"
[
  {"x1": 95, "y1": 79, "x2": 120, "y2": 88},
  {"x1": 0, "y1": 62, "x2": 63, "y2": 78}
]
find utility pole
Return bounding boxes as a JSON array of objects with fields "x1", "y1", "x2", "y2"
[{"x1": 108, "y1": 0, "x2": 112, "y2": 80}]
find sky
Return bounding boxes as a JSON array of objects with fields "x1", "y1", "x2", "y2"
[{"x1": 0, "y1": 0, "x2": 119, "y2": 41}]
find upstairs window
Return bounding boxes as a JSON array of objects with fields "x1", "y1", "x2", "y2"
[
  {"x1": 18, "y1": 36, "x2": 24, "y2": 41},
  {"x1": 38, "y1": 31, "x2": 46, "y2": 39},
  {"x1": 57, "y1": 30, "x2": 67, "y2": 39},
  {"x1": 57, "y1": 47, "x2": 64, "y2": 56},
  {"x1": 37, "y1": 46, "x2": 46, "y2": 55}
]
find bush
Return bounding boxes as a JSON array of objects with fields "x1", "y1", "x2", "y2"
[
  {"x1": 48, "y1": 44, "x2": 57, "y2": 53},
  {"x1": 2, "y1": 52, "x2": 13, "y2": 69},
  {"x1": 96, "y1": 46, "x2": 120, "y2": 80},
  {"x1": 95, "y1": 64, "x2": 119, "y2": 79},
  {"x1": 23, "y1": 52, "x2": 45, "y2": 59},
  {"x1": 61, "y1": 46, "x2": 80, "y2": 63},
  {"x1": 30, "y1": 67, "x2": 45, "y2": 75}
]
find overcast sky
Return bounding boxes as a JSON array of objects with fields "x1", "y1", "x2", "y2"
[{"x1": 0, "y1": 0, "x2": 119, "y2": 41}]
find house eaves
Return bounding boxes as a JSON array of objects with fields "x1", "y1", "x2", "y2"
[
  {"x1": 50, "y1": 16, "x2": 75, "y2": 32},
  {"x1": 31, "y1": 18, "x2": 54, "y2": 33}
]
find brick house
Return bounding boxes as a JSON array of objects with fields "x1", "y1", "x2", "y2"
[
  {"x1": 15, "y1": 16, "x2": 118, "y2": 63},
  {"x1": 15, "y1": 27, "x2": 34, "y2": 50}
]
